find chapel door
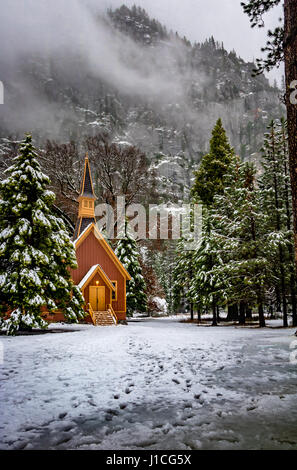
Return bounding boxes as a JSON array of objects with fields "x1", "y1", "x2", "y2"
[{"x1": 89, "y1": 286, "x2": 105, "y2": 311}]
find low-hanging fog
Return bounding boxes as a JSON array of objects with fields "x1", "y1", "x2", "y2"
[
  {"x1": 0, "y1": 0, "x2": 283, "y2": 168},
  {"x1": 0, "y1": 1, "x2": 207, "y2": 134}
]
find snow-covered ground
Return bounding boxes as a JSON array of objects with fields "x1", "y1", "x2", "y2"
[{"x1": 0, "y1": 317, "x2": 297, "y2": 450}]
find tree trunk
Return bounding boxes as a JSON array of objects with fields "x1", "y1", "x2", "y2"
[
  {"x1": 197, "y1": 307, "x2": 201, "y2": 323},
  {"x1": 258, "y1": 302, "x2": 266, "y2": 328},
  {"x1": 282, "y1": 120, "x2": 297, "y2": 326},
  {"x1": 246, "y1": 306, "x2": 253, "y2": 320},
  {"x1": 212, "y1": 302, "x2": 217, "y2": 326},
  {"x1": 227, "y1": 304, "x2": 239, "y2": 322},
  {"x1": 216, "y1": 305, "x2": 220, "y2": 323},
  {"x1": 284, "y1": 0, "x2": 297, "y2": 271},
  {"x1": 279, "y1": 248, "x2": 288, "y2": 327},
  {"x1": 291, "y1": 274, "x2": 297, "y2": 326},
  {"x1": 275, "y1": 286, "x2": 282, "y2": 315},
  {"x1": 190, "y1": 302, "x2": 194, "y2": 321},
  {"x1": 239, "y1": 301, "x2": 246, "y2": 325}
]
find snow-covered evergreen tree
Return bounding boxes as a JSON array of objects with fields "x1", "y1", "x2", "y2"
[
  {"x1": 209, "y1": 161, "x2": 273, "y2": 327},
  {"x1": 191, "y1": 118, "x2": 235, "y2": 207},
  {"x1": 115, "y1": 225, "x2": 147, "y2": 316},
  {"x1": 172, "y1": 237, "x2": 195, "y2": 318},
  {"x1": 172, "y1": 206, "x2": 198, "y2": 319},
  {"x1": 0, "y1": 135, "x2": 85, "y2": 335},
  {"x1": 190, "y1": 208, "x2": 222, "y2": 325}
]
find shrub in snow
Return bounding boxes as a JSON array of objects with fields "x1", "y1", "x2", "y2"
[
  {"x1": 0, "y1": 134, "x2": 85, "y2": 335},
  {"x1": 152, "y1": 296, "x2": 168, "y2": 315}
]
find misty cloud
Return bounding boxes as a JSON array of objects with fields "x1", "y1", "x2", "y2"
[
  {"x1": 0, "y1": 0, "x2": 282, "y2": 157},
  {"x1": 0, "y1": 0, "x2": 205, "y2": 102}
]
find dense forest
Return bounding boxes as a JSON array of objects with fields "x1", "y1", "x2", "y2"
[{"x1": 0, "y1": 4, "x2": 293, "y2": 327}]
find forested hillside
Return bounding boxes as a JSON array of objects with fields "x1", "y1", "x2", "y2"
[{"x1": 0, "y1": 5, "x2": 284, "y2": 200}]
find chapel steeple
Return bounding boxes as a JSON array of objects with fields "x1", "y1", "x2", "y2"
[{"x1": 73, "y1": 154, "x2": 97, "y2": 240}]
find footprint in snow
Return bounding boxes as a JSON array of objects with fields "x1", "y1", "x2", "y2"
[
  {"x1": 184, "y1": 401, "x2": 192, "y2": 409},
  {"x1": 62, "y1": 425, "x2": 73, "y2": 432},
  {"x1": 106, "y1": 408, "x2": 119, "y2": 416},
  {"x1": 247, "y1": 405, "x2": 257, "y2": 411},
  {"x1": 56, "y1": 436, "x2": 72, "y2": 446}
]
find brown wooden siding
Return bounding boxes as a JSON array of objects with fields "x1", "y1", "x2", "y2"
[{"x1": 70, "y1": 231, "x2": 126, "y2": 313}]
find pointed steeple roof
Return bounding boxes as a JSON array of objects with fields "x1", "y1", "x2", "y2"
[
  {"x1": 73, "y1": 154, "x2": 97, "y2": 240},
  {"x1": 79, "y1": 154, "x2": 96, "y2": 199}
]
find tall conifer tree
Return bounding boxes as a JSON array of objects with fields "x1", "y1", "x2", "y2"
[
  {"x1": 259, "y1": 119, "x2": 297, "y2": 326},
  {"x1": 207, "y1": 161, "x2": 271, "y2": 327},
  {"x1": 0, "y1": 135, "x2": 85, "y2": 335},
  {"x1": 115, "y1": 225, "x2": 147, "y2": 316},
  {"x1": 191, "y1": 118, "x2": 235, "y2": 207}
]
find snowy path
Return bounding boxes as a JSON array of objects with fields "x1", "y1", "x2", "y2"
[{"x1": 0, "y1": 318, "x2": 297, "y2": 450}]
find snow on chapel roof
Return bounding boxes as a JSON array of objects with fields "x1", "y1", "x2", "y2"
[
  {"x1": 73, "y1": 222, "x2": 93, "y2": 243},
  {"x1": 78, "y1": 264, "x2": 116, "y2": 291}
]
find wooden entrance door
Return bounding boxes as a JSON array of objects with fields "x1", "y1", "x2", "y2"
[{"x1": 89, "y1": 286, "x2": 105, "y2": 311}]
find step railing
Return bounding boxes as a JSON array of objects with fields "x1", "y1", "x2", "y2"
[
  {"x1": 108, "y1": 304, "x2": 118, "y2": 325},
  {"x1": 87, "y1": 303, "x2": 96, "y2": 326}
]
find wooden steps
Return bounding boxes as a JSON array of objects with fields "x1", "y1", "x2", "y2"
[{"x1": 93, "y1": 310, "x2": 116, "y2": 326}]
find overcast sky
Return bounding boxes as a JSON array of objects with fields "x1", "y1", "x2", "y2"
[{"x1": 99, "y1": 0, "x2": 284, "y2": 84}]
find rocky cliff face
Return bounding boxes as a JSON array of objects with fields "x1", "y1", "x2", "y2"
[{"x1": 0, "y1": 5, "x2": 284, "y2": 201}]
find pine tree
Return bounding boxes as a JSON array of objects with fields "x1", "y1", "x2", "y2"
[
  {"x1": 151, "y1": 244, "x2": 175, "y2": 315},
  {"x1": 190, "y1": 209, "x2": 222, "y2": 326},
  {"x1": 209, "y1": 161, "x2": 272, "y2": 327},
  {"x1": 259, "y1": 119, "x2": 297, "y2": 326},
  {"x1": 191, "y1": 118, "x2": 235, "y2": 207},
  {"x1": 242, "y1": 0, "x2": 297, "y2": 276},
  {"x1": 172, "y1": 237, "x2": 195, "y2": 319},
  {"x1": 0, "y1": 135, "x2": 85, "y2": 335},
  {"x1": 190, "y1": 119, "x2": 235, "y2": 323},
  {"x1": 115, "y1": 226, "x2": 147, "y2": 316}
]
